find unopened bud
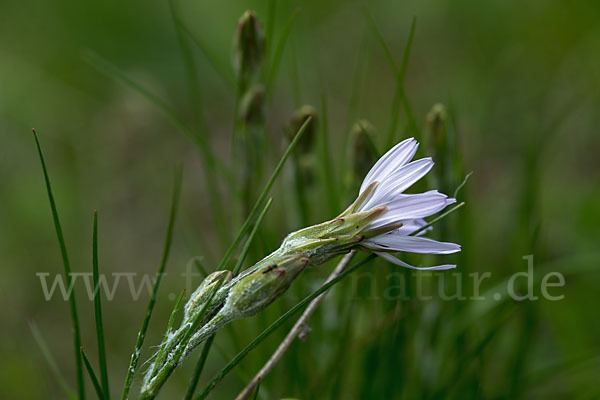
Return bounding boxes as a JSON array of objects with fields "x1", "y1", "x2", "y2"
[
  {"x1": 425, "y1": 103, "x2": 447, "y2": 152},
  {"x1": 233, "y1": 10, "x2": 265, "y2": 87},
  {"x1": 287, "y1": 105, "x2": 318, "y2": 154},
  {"x1": 223, "y1": 254, "x2": 309, "y2": 318},
  {"x1": 184, "y1": 270, "x2": 232, "y2": 321},
  {"x1": 239, "y1": 84, "x2": 265, "y2": 125},
  {"x1": 348, "y1": 119, "x2": 378, "y2": 184}
]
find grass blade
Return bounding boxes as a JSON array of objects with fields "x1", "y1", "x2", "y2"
[
  {"x1": 32, "y1": 129, "x2": 85, "y2": 400},
  {"x1": 184, "y1": 334, "x2": 216, "y2": 400},
  {"x1": 217, "y1": 116, "x2": 312, "y2": 271},
  {"x1": 197, "y1": 255, "x2": 377, "y2": 399},
  {"x1": 82, "y1": 51, "x2": 232, "y2": 244},
  {"x1": 120, "y1": 167, "x2": 183, "y2": 400},
  {"x1": 81, "y1": 348, "x2": 106, "y2": 400},
  {"x1": 266, "y1": 8, "x2": 300, "y2": 94},
  {"x1": 232, "y1": 198, "x2": 273, "y2": 276},
  {"x1": 29, "y1": 321, "x2": 77, "y2": 400},
  {"x1": 92, "y1": 211, "x2": 110, "y2": 399},
  {"x1": 152, "y1": 289, "x2": 186, "y2": 374},
  {"x1": 364, "y1": 11, "x2": 419, "y2": 145}
]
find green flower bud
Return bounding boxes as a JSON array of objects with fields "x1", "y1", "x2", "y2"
[
  {"x1": 286, "y1": 105, "x2": 318, "y2": 155},
  {"x1": 425, "y1": 103, "x2": 447, "y2": 155},
  {"x1": 239, "y1": 84, "x2": 265, "y2": 125},
  {"x1": 222, "y1": 254, "x2": 309, "y2": 318},
  {"x1": 233, "y1": 10, "x2": 265, "y2": 88},
  {"x1": 184, "y1": 270, "x2": 232, "y2": 321},
  {"x1": 348, "y1": 119, "x2": 379, "y2": 184}
]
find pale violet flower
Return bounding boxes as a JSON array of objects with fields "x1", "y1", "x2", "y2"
[{"x1": 352, "y1": 137, "x2": 461, "y2": 269}]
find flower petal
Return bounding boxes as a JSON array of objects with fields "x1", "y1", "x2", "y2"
[
  {"x1": 394, "y1": 218, "x2": 431, "y2": 236},
  {"x1": 360, "y1": 157, "x2": 434, "y2": 210},
  {"x1": 374, "y1": 251, "x2": 456, "y2": 270},
  {"x1": 360, "y1": 138, "x2": 418, "y2": 193},
  {"x1": 366, "y1": 191, "x2": 456, "y2": 230},
  {"x1": 364, "y1": 234, "x2": 461, "y2": 254}
]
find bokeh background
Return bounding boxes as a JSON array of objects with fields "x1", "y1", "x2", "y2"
[{"x1": 1, "y1": 0, "x2": 600, "y2": 398}]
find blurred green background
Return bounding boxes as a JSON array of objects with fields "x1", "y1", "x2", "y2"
[{"x1": 2, "y1": 0, "x2": 600, "y2": 398}]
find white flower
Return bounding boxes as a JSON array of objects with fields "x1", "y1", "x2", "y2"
[{"x1": 356, "y1": 138, "x2": 461, "y2": 270}]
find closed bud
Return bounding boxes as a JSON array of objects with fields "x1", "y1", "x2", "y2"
[
  {"x1": 233, "y1": 10, "x2": 265, "y2": 88},
  {"x1": 239, "y1": 84, "x2": 265, "y2": 125},
  {"x1": 184, "y1": 270, "x2": 232, "y2": 321},
  {"x1": 425, "y1": 103, "x2": 447, "y2": 153},
  {"x1": 222, "y1": 254, "x2": 309, "y2": 318},
  {"x1": 348, "y1": 119, "x2": 378, "y2": 182},
  {"x1": 287, "y1": 105, "x2": 318, "y2": 154}
]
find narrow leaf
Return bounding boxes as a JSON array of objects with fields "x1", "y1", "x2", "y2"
[
  {"x1": 32, "y1": 129, "x2": 85, "y2": 400},
  {"x1": 120, "y1": 167, "x2": 182, "y2": 400},
  {"x1": 92, "y1": 211, "x2": 110, "y2": 399},
  {"x1": 81, "y1": 348, "x2": 106, "y2": 400},
  {"x1": 232, "y1": 198, "x2": 273, "y2": 275}
]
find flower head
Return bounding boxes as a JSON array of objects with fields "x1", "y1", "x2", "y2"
[{"x1": 341, "y1": 137, "x2": 461, "y2": 269}]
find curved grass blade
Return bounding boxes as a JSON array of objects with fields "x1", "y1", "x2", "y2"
[
  {"x1": 218, "y1": 117, "x2": 312, "y2": 271},
  {"x1": 81, "y1": 348, "x2": 106, "y2": 400},
  {"x1": 232, "y1": 198, "x2": 273, "y2": 275},
  {"x1": 120, "y1": 167, "x2": 182, "y2": 400},
  {"x1": 92, "y1": 211, "x2": 110, "y2": 399},
  {"x1": 29, "y1": 321, "x2": 77, "y2": 400},
  {"x1": 32, "y1": 129, "x2": 85, "y2": 400},
  {"x1": 266, "y1": 8, "x2": 300, "y2": 94},
  {"x1": 197, "y1": 255, "x2": 377, "y2": 399}
]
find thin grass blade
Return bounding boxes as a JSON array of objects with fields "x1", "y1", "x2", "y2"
[
  {"x1": 120, "y1": 167, "x2": 182, "y2": 400},
  {"x1": 81, "y1": 348, "x2": 106, "y2": 400},
  {"x1": 92, "y1": 211, "x2": 110, "y2": 399},
  {"x1": 232, "y1": 198, "x2": 273, "y2": 275},
  {"x1": 217, "y1": 117, "x2": 312, "y2": 271},
  {"x1": 32, "y1": 129, "x2": 85, "y2": 400}
]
